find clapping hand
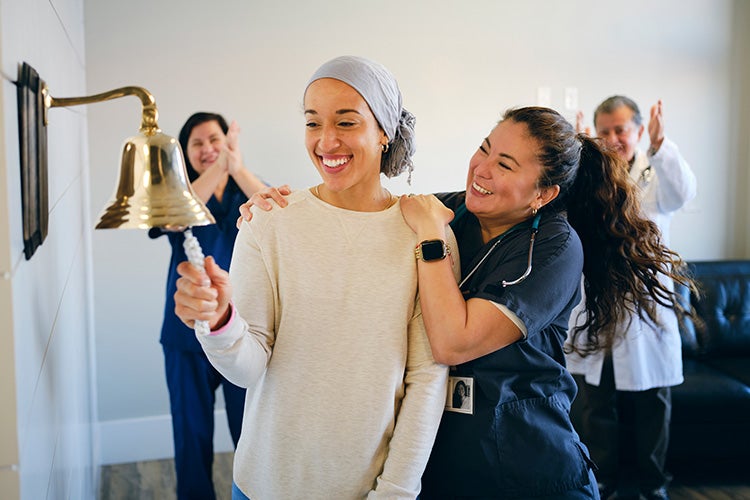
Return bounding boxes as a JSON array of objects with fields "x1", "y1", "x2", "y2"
[
  {"x1": 223, "y1": 120, "x2": 244, "y2": 176},
  {"x1": 648, "y1": 100, "x2": 665, "y2": 154},
  {"x1": 575, "y1": 111, "x2": 592, "y2": 136}
]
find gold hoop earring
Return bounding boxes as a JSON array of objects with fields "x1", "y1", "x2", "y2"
[
  {"x1": 531, "y1": 207, "x2": 538, "y2": 216},
  {"x1": 382, "y1": 143, "x2": 389, "y2": 153}
]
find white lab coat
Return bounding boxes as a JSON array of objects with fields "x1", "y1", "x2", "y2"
[{"x1": 566, "y1": 137, "x2": 697, "y2": 391}]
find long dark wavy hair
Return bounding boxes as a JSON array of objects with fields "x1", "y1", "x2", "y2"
[{"x1": 502, "y1": 107, "x2": 695, "y2": 355}]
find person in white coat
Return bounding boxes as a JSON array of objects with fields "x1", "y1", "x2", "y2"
[{"x1": 567, "y1": 95, "x2": 697, "y2": 500}]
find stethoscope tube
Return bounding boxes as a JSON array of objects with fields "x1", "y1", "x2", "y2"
[
  {"x1": 502, "y1": 216, "x2": 539, "y2": 287},
  {"x1": 456, "y1": 211, "x2": 541, "y2": 289}
]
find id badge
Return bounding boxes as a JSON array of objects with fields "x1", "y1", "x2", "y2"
[{"x1": 446, "y1": 375, "x2": 474, "y2": 414}]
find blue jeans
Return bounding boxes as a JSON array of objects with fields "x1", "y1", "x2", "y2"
[{"x1": 232, "y1": 482, "x2": 250, "y2": 500}]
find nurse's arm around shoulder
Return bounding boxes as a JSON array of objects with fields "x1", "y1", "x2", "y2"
[{"x1": 401, "y1": 194, "x2": 523, "y2": 366}]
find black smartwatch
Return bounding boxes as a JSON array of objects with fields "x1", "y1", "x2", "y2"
[{"x1": 415, "y1": 239, "x2": 450, "y2": 262}]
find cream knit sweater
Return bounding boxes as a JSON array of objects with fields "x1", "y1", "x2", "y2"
[{"x1": 196, "y1": 189, "x2": 454, "y2": 499}]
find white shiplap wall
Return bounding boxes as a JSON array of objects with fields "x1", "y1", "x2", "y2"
[{"x1": 0, "y1": 0, "x2": 98, "y2": 498}]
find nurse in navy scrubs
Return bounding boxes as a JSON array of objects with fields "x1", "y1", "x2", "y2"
[
  {"x1": 400, "y1": 106, "x2": 691, "y2": 499},
  {"x1": 150, "y1": 112, "x2": 267, "y2": 500}
]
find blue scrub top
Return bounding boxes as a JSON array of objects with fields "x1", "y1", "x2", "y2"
[
  {"x1": 149, "y1": 182, "x2": 248, "y2": 352},
  {"x1": 421, "y1": 192, "x2": 594, "y2": 498}
]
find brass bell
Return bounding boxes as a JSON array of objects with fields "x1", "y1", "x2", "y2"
[
  {"x1": 95, "y1": 131, "x2": 215, "y2": 230},
  {"x1": 17, "y1": 63, "x2": 213, "y2": 259}
]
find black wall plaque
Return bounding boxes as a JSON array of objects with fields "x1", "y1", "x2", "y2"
[{"x1": 17, "y1": 62, "x2": 48, "y2": 260}]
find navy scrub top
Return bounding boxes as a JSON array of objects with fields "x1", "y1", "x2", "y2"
[
  {"x1": 420, "y1": 192, "x2": 593, "y2": 499},
  {"x1": 149, "y1": 182, "x2": 247, "y2": 352}
]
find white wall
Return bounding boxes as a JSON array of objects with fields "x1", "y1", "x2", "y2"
[
  {"x1": 731, "y1": 0, "x2": 750, "y2": 256},
  {"x1": 0, "y1": 0, "x2": 98, "y2": 498},
  {"x1": 82, "y1": 0, "x2": 748, "y2": 464}
]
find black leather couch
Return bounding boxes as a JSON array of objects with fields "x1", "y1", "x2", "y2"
[{"x1": 668, "y1": 259, "x2": 750, "y2": 474}]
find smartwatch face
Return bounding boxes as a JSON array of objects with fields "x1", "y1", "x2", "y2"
[{"x1": 421, "y1": 240, "x2": 446, "y2": 261}]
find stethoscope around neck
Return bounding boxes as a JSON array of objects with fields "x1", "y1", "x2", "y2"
[{"x1": 452, "y1": 205, "x2": 541, "y2": 289}]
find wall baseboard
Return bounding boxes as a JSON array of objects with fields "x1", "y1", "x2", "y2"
[{"x1": 98, "y1": 411, "x2": 234, "y2": 465}]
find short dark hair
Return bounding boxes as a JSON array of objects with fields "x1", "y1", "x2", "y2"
[
  {"x1": 593, "y1": 95, "x2": 642, "y2": 127},
  {"x1": 178, "y1": 112, "x2": 229, "y2": 182}
]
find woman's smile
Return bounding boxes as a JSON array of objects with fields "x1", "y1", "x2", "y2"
[
  {"x1": 471, "y1": 181, "x2": 493, "y2": 196},
  {"x1": 201, "y1": 152, "x2": 219, "y2": 167},
  {"x1": 319, "y1": 154, "x2": 352, "y2": 172}
]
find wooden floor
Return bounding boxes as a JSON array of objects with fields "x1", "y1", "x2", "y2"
[
  {"x1": 99, "y1": 453, "x2": 234, "y2": 500},
  {"x1": 99, "y1": 453, "x2": 750, "y2": 499}
]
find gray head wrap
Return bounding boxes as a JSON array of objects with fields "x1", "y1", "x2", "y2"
[{"x1": 306, "y1": 55, "x2": 416, "y2": 180}]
